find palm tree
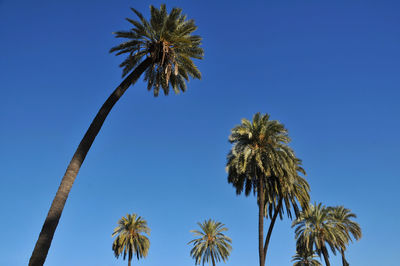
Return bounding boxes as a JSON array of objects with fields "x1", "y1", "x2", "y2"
[
  {"x1": 226, "y1": 112, "x2": 302, "y2": 266},
  {"x1": 112, "y1": 213, "x2": 150, "y2": 266},
  {"x1": 327, "y1": 206, "x2": 362, "y2": 266},
  {"x1": 263, "y1": 159, "x2": 310, "y2": 262},
  {"x1": 291, "y1": 250, "x2": 322, "y2": 266},
  {"x1": 29, "y1": 4, "x2": 203, "y2": 265},
  {"x1": 188, "y1": 219, "x2": 232, "y2": 266},
  {"x1": 292, "y1": 203, "x2": 339, "y2": 266}
]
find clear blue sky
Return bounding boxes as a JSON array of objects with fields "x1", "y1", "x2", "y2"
[{"x1": 1, "y1": 0, "x2": 399, "y2": 265}]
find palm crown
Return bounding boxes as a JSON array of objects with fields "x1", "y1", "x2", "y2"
[
  {"x1": 291, "y1": 250, "x2": 322, "y2": 266},
  {"x1": 188, "y1": 219, "x2": 232, "y2": 266},
  {"x1": 110, "y1": 4, "x2": 203, "y2": 96},
  {"x1": 112, "y1": 214, "x2": 150, "y2": 265}
]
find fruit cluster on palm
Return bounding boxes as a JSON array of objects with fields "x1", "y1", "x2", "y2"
[
  {"x1": 226, "y1": 112, "x2": 310, "y2": 266},
  {"x1": 292, "y1": 203, "x2": 362, "y2": 266},
  {"x1": 29, "y1": 4, "x2": 203, "y2": 266},
  {"x1": 188, "y1": 219, "x2": 232, "y2": 266}
]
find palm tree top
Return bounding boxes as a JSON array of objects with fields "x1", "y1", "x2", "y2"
[
  {"x1": 226, "y1": 112, "x2": 300, "y2": 197},
  {"x1": 112, "y1": 213, "x2": 150, "y2": 262},
  {"x1": 188, "y1": 219, "x2": 232, "y2": 265},
  {"x1": 110, "y1": 4, "x2": 204, "y2": 96}
]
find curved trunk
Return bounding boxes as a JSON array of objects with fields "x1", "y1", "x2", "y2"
[
  {"x1": 29, "y1": 58, "x2": 152, "y2": 266},
  {"x1": 263, "y1": 197, "x2": 283, "y2": 263},
  {"x1": 211, "y1": 251, "x2": 216, "y2": 266},
  {"x1": 258, "y1": 177, "x2": 265, "y2": 266},
  {"x1": 341, "y1": 248, "x2": 349, "y2": 266},
  {"x1": 321, "y1": 244, "x2": 330, "y2": 266}
]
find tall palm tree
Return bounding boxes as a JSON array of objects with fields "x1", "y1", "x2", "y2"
[
  {"x1": 292, "y1": 203, "x2": 339, "y2": 266},
  {"x1": 327, "y1": 206, "x2": 362, "y2": 266},
  {"x1": 188, "y1": 219, "x2": 232, "y2": 266},
  {"x1": 263, "y1": 159, "x2": 310, "y2": 262},
  {"x1": 226, "y1": 112, "x2": 301, "y2": 266},
  {"x1": 29, "y1": 5, "x2": 203, "y2": 265},
  {"x1": 291, "y1": 250, "x2": 322, "y2": 266},
  {"x1": 112, "y1": 213, "x2": 150, "y2": 266}
]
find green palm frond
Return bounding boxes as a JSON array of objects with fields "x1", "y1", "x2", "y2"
[
  {"x1": 292, "y1": 250, "x2": 322, "y2": 266},
  {"x1": 226, "y1": 113, "x2": 309, "y2": 210},
  {"x1": 110, "y1": 4, "x2": 203, "y2": 96},
  {"x1": 112, "y1": 213, "x2": 150, "y2": 264},
  {"x1": 188, "y1": 219, "x2": 232, "y2": 265}
]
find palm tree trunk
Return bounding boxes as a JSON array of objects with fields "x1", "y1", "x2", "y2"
[
  {"x1": 128, "y1": 259, "x2": 131, "y2": 266},
  {"x1": 29, "y1": 57, "x2": 152, "y2": 266},
  {"x1": 263, "y1": 197, "x2": 282, "y2": 263},
  {"x1": 258, "y1": 177, "x2": 265, "y2": 266},
  {"x1": 321, "y1": 244, "x2": 330, "y2": 266},
  {"x1": 211, "y1": 252, "x2": 216, "y2": 266},
  {"x1": 341, "y1": 248, "x2": 349, "y2": 266}
]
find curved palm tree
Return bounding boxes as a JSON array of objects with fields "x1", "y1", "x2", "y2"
[
  {"x1": 292, "y1": 203, "x2": 339, "y2": 266},
  {"x1": 263, "y1": 159, "x2": 310, "y2": 262},
  {"x1": 188, "y1": 219, "x2": 232, "y2": 266},
  {"x1": 291, "y1": 250, "x2": 322, "y2": 266},
  {"x1": 112, "y1": 213, "x2": 150, "y2": 266},
  {"x1": 226, "y1": 112, "x2": 302, "y2": 266},
  {"x1": 29, "y1": 4, "x2": 203, "y2": 265},
  {"x1": 327, "y1": 206, "x2": 362, "y2": 266}
]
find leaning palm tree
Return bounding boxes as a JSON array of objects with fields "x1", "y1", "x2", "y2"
[
  {"x1": 327, "y1": 206, "x2": 362, "y2": 266},
  {"x1": 29, "y1": 4, "x2": 203, "y2": 265},
  {"x1": 226, "y1": 112, "x2": 301, "y2": 266},
  {"x1": 263, "y1": 159, "x2": 310, "y2": 262},
  {"x1": 292, "y1": 203, "x2": 339, "y2": 266},
  {"x1": 291, "y1": 250, "x2": 322, "y2": 266},
  {"x1": 112, "y1": 213, "x2": 150, "y2": 266},
  {"x1": 188, "y1": 219, "x2": 232, "y2": 266}
]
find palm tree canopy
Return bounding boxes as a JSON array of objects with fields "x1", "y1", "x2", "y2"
[
  {"x1": 188, "y1": 219, "x2": 232, "y2": 265},
  {"x1": 226, "y1": 113, "x2": 301, "y2": 202},
  {"x1": 292, "y1": 203, "x2": 339, "y2": 258},
  {"x1": 265, "y1": 158, "x2": 310, "y2": 221},
  {"x1": 328, "y1": 206, "x2": 362, "y2": 247},
  {"x1": 112, "y1": 213, "x2": 150, "y2": 262},
  {"x1": 110, "y1": 4, "x2": 203, "y2": 96},
  {"x1": 291, "y1": 250, "x2": 322, "y2": 266}
]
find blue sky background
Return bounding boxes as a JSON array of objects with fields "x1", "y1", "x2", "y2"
[{"x1": 1, "y1": 0, "x2": 399, "y2": 265}]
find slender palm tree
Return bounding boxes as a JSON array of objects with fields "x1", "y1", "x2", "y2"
[
  {"x1": 263, "y1": 159, "x2": 310, "y2": 262},
  {"x1": 112, "y1": 213, "x2": 150, "y2": 266},
  {"x1": 291, "y1": 250, "x2": 322, "y2": 266},
  {"x1": 292, "y1": 203, "x2": 339, "y2": 266},
  {"x1": 327, "y1": 206, "x2": 362, "y2": 266},
  {"x1": 226, "y1": 112, "x2": 301, "y2": 266},
  {"x1": 29, "y1": 5, "x2": 203, "y2": 265},
  {"x1": 188, "y1": 219, "x2": 232, "y2": 266}
]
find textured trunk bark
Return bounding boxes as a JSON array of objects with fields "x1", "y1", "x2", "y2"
[
  {"x1": 321, "y1": 244, "x2": 330, "y2": 266},
  {"x1": 263, "y1": 197, "x2": 282, "y2": 263},
  {"x1": 29, "y1": 58, "x2": 152, "y2": 266},
  {"x1": 341, "y1": 248, "x2": 349, "y2": 266},
  {"x1": 128, "y1": 259, "x2": 131, "y2": 266},
  {"x1": 211, "y1": 252, "x2": 216, "y2": 266},
  {"x1": 258, "y1": 177, "x2": 265, "y2": 266}
]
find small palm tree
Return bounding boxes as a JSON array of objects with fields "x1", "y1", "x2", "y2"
[
  {"x1": 226, "y1": 112, "x2": 303, "y2": 266},
  {"x1": 188, "y1": 219, "x2": 232, "y2": 266},
  {"x1": 327, "y1": 206, "x2": 362, "y2": 266},
  {"x1": 291, "y1": 250, "x2": 322, "y2": 266},
  {"x1": 29, "y1": 4, "x2": 203, "y2": 265},
  {"x1": 292, "y1": 203, "x2": 338, "y2": 266},
  {"x1": 112, "y1": 213, "x2": 150, "y2": 266}
]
